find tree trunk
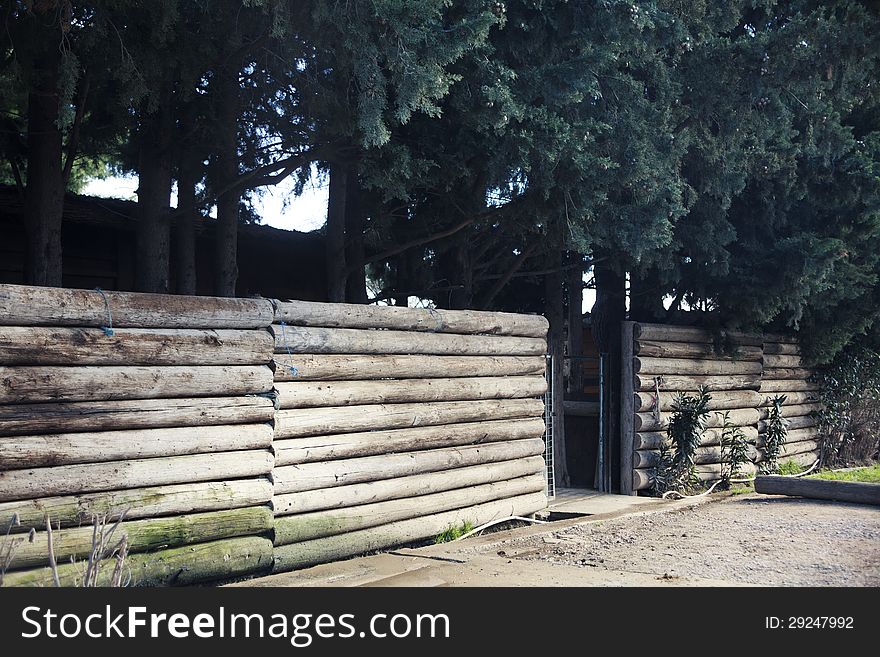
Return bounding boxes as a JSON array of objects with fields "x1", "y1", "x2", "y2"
[
  {"x1": 629, "y1": 267, "x2": 664, "y2": 322},
  {"x1": 326, "y1": 162, "x2": 348, "y2": 302},
  {"x1": 24, "y1": 16, "x2": 64, "y2": 287},
  {"x1": 213, "y1": 66, "x2": 240, "y2": 297},
  {"x1": 591, "y1": 258, "x2": 626, "y2": 491},
  {"x1": 174, "y1": 112, "x2": 198, "y2": 295},
  {"x1": 441, "y1": 241, "x2": 473, "y2": 309},
  {"x1": 135, "y1": 90, "x2": 173, "y2": 293},
  {"x1": 344, "y1": 166, "x2": 368, "y2": 303},
  {"x1": 566, "y1": 252, "x2": 585, "y2": 397}
]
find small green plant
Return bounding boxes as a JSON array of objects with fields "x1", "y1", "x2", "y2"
[
  {"x1": 718, "y1": 410, "x2": 751, "y2": 485},
  {"x1": 434, "y1": 520, "x2": 474, "y2": 544},
  {"x1": 776, "y1": 460, "x2": 804, "y2": 476},
  {"x1": 652, "y1": 387, "x2": 711, "y2": 495},
  {"x1": 809, "y1": 465, "x2": 880, "y2": 483},
  {"x1": 760, "y1": 395, "x2": 788, "y2": 474}
]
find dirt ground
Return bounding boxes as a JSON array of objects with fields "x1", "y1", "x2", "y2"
[{"x1": 503, "y1": 493, "x2": 880, "y2": 586}]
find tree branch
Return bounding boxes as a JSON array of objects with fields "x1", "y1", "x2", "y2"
[
  {"x1": 62, "y1": 72, "x2": 90, "y2": 188},
  {"x1": 478, "y1": 241, "x2": 540, "y2": 310}
]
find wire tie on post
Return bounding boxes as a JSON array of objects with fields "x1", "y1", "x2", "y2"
[{"x1": 94, "y1": 288, "x2": 114, "y2": 336}]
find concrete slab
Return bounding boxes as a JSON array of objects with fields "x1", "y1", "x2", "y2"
[{"x1": 546, "y1": 488, "x2": 662, "y2": 516}]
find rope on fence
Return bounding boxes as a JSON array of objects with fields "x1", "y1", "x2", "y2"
[{"x1": 94, "y1": 288, "x2": 115, "y2": 336}]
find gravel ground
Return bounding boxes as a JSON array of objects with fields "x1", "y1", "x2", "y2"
[{"x1": 505, "y1": 494, "x2": 880, "y2": 586}]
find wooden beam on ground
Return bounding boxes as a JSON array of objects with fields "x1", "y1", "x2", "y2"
[{"x1": 754, "y1": 476, "x2": 880, "y2": 506}]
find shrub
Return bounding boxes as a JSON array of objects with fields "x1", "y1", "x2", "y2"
[
  {"x1": 760, "y1": 395, "x2": 788, "y2": 474},
  {"x1": 652, "y1": 387, "x2": 711, "y2": 495},
  {"x1": 816, "y1": 346, "x2": 880, "y2": 466}
]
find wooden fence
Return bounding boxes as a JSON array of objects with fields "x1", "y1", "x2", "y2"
[
  {"x1": 0, "y1": 284, "x2": 548, "y2": 585},
  {"x1": 621, "y1": 322, "x2": 822, "y2": 494}
]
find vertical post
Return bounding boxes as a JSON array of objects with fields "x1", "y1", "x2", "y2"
[
  {"x1": 598, "y1": 353, "x2": 606, "y2": 492},
  {"x1": 620, "y1": 321, "x2": 636, "y2": 495}
]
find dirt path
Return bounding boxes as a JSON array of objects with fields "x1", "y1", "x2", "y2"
[{"x1": 503, "y1": 494, "x2": 880, "y2": 586}]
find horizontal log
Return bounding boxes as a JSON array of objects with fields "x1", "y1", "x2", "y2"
[
  {"x1": 272, "y1": 438, "x2": 546, "y2": 494},
  {"x1": 276, "y1": 376, "x2": 547, "y2": 409},
  {"x1": 634, "y1": 407, "x2": 759, "y2": 432},
  {"x1": 757, "y1": 415, "x2": 816, "y2": 433},
  {"x1": 272, "y1": 325, "x2": 546, "y2": 356},
  {"x1": 0, "y1": 423, "x2": 273, "y2": 469},
  {"x1": 635, "y1": 373, "x2": 761, "y2": 392},
  {"x1": 271, "y1": 492, "x2": 547, "y2": 573},
  {"x1": 0, "y1": 396, "x2": 275, "y2": 437},
  {"x1": 763, "y1": 343, "x2": 800, "y2": 355},
  {"x1": 0, "y1": 283, "x2": 274, "y2": 329},
  {"x1": 274, "y1": 398, "x2": 544, "y2": 439},
  {"x1": 633, "y1": 323, "x2": 763, "y2": 346},
  {"x1": 272, "y1": 354, "x2": 546, "y2": 381},
  {"x1": 633, "y1": 426, "x2": 759, "y2": 450},
  {"x1": 0, "y1": 365, "x2": 274, "y2": 404},
  {"x1": 694, "y1": 451, "x2": 817, "y2": 482},
  {"x1": 758, "y1": 402, "x2": 822, "y2": 419},
  {"x1": 760, "y1": 379, "x2": 820, "y2": 393},
  {"x1": 634, "y1": 357, "x2": 762, "y2": 377},
  {"x1": 761, "y1": 367, "x2": 813, "y2": 381},
  {"x1": 758, "y1": 391, "x2": 820, "y2": 407},
  {"x1": 763, "y1": 333, "x2": 798, "y2": 344},
  {"x1": 0, "y1": 450, "x2": 274, "y2": 502},
  {"x1": 274, "y1": 418, "x2": 545, "y2": 466},
  {"x1": 762, "y1": 354, "x2": 803, "y2": 368},
  {"x1": 633, "y1": 443, "x2": 760, "y2": 468},
  {"x1": 563, "y1": 401, "x2": 600, "y2": 417},
  {"x1": 632, "y1": 468, "x2": 652, "y2": 491},
  {"x1": 0, "y1": 478, "x2": 273, "y2": 532},
  {"x1": 274, "y1": 300, "x2": 548, "y2": 337},
  {"x1": 757, "y1": 427, "x2": 819, "y2": 445},
  {"x1": 755, "y1": 439, "x2": 820, "y2": 461},
  {"x1": 274, "y1": 475, "x2": 545, "y2": 545},
  {"x1": 271, "y1": 457, "x2": 545, "y2": 516},
  {"x1": 3, "y1": 536, "x2": 273, "y2": 587},
  {"x1": 6, "y1": 506, "x2": 272, "y2": 570},
  {"x1": 634, "y1": 389, "x2": 762, "y2": 413},
  {"x1": 755, "y1": 475, "x2": 880, "y2": 505},
  {"x1": 0, "y1": 327, "x2": 272, "y2": 366},
  {"x1": 634, "y1": 340, "x2": 763, "y2": 361}
]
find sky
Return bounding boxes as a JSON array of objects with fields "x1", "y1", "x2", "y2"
[{"x1": 82, "y1": 174, "x2": 597, "y2": 311}]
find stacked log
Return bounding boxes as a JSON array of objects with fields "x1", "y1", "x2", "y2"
[
  {"x1": 759, "y1": 336, "x2": 821, "y2": 467},
  {"x1": 623, "y1": 324, "x2": 824, "y2": 494},
  {"x1": 0, "y1": 284, "x2": 275, "y2": 586},
  {"x1": 626, "y1": 323, "x2": 765, "y2": 492},
  {"x1": 269, "y1": 300, "x2": 549, "y2": 571}
]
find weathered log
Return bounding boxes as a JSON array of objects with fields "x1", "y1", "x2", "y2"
[
  {"x1": 620, "y1": 321, "x2": 635, "y2": 495},
  {"x1": 0, "y1": 423, "x2": 273, "y2": 469},
  {"x1": 633, "y1": 323, "x2": 763, "y2": 346},
  {"x1": 0, "y1": 365, "x2": 274, "y2": 404},
  {"x1": 759, "y1": 379, "x2": 820, "y2": 393},
  {"x1": 0, "y1": 396, "x2": 275, "y2": 437},
  {"x1": 763, "y1": 343, "x2": 800, "y2": 355},
  {"x1": 632, "y1": 468, "x2": 652, "y2": 491},
  {"x1": 274, "y1": 398, "x2": 544, "y2": 438},
  {"x1": 0, "y1": 450, "x2": 274, "y2": 502},
  {"x1": 271, "y1": 492, "x2": 547, "y2": 573},
  {"x1": 271, "y1": 457, "x2": 545, "y2": 516},
  {"x1": 274, "y1": 475, "x2": 545, "y2": 545},
  {"x1": 634, "y1": 407, "x2": 760, "y2": 432},
  {"x1": 6, "y1": 506, "x2": 272, "y2": 570},
  {"x1": 759, "y1": 391, "x2": 820, "y2": 407},
  {"x1": 758, "y1": 402, "x2": 822, "y2": 419},
  {"x1": 634, "y1": 357, "x2": 762, "y2": 377},
  {"x1": 761, "y1": 367, "x2": 813, "y2": 381},
  {"x1": 754, "y1": 475, "x2": 880, "y2": 505},
  {"x1": 635, "y1": 373, "x2": 761, "y2": 392},
  {"x1": 633, "y1": 425, "x2": 759, "y2": 450},
  {"x1": 757, "y1": 427, "x2": 819, "y2": 446},
  {"x1": 754, "y1": 439, "x2": 820, "y2": 462},
  {"x1": 763, "y1": 333, "x2": 798, "y2": 344},
  {"x1": 0, "y1": 478, "x2": 273, "y2": 532},
  {"x1": 634, "y1": 389, "x2": 762, "y2": 414},
  {"x1": 272, "y1": 354, "x2": 546, "y2": 381},
  {"x1": 274, "y1": 418, "x2": 545, "y2": 466},
  {"x1": 0, "y1": 327, "x2": 272, "y2": 366},
  {"x1": 694, "y1": 451, "x2": 817, "y2": 481},
  {"x1": 272, "y1": 438, "x2": 546, "y2": 494},
  {"x1": 0, "y1": 283, "x2": 274, "y2": 329},
  {"x1": 274, "y1": 300, "x2": 548, "y2": 338},
  {"x1": 633, "y1": 443, "x2": 759, "y2": 468},
  {"x1": 634, "y1": 340, "x2": 763, "y2": 361},
  {"x1": 3, "y1": 536, "x2": 273, "y2": 587},
  {"x1": 757, "y1": 415, "x2": 816, "y2": 433},
  {"x1": 276, "y1": 376, "x2": 547, "y2": 409},
  {"x1": 762, "y1": 354, "x2": 803, "y2": 369},
  {"x1": 272, "y1": 325, "x2": 546, "y2": 356}
]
